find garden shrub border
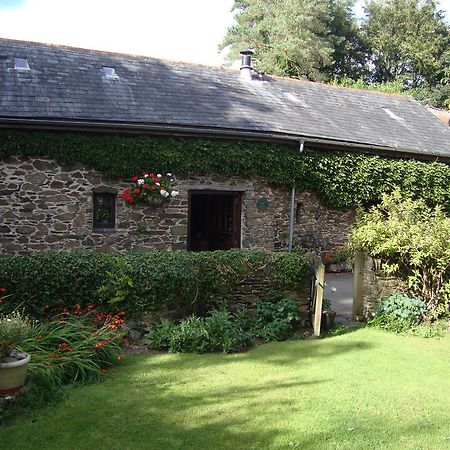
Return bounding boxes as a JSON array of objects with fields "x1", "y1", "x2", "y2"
[
  {"x1": 0, "y1": 250, "x2": 310, "y2": 318},
  {"x1": 3, "y1": 130, "x2": 450, "y2": 209}
]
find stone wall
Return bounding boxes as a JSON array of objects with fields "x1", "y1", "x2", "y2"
[
  {"x1": 361, "y1": 256, "x2": 407, "y2": 318},
  {"x1": 0, "y1": 155, "x2": 354, "y2": 255}
]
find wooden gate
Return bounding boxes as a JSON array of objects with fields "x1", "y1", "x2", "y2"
[{"x1": 310, "y1": 258, "x2": 325, "y2": 337}]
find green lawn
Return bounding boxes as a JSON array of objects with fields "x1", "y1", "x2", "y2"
[{"x1": 1, "y1": 328, "x2": 450, "y2": 450}]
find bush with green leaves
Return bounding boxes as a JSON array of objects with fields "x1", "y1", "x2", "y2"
[
  {"x1": 144, "y1": 298, "x2": 300, "y2": 354},
  {"x1": 351, "y1": 190, "x2": 450, "y2": 316},
  {"x1": 144, "y1": 309, "x2": 251, "y2": 354},
  {"x1": 369, "y1": 293, "x2": 426, "y2": 333},
  {"x1": 250, "y1": 298, "x2": 300, "y2": 342},
  {"x1": 0, "y1": 251, "x2": 309, "y2": 318}
]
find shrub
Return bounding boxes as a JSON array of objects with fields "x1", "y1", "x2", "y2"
[
  {"x1": 144, "y1": 309, "x2": 251, "y2": 354},
  {"x1": 369, "y1": 293, "x2": 426, "y2": 333},
  {"x1": 0, "y1": 251, "x2": 310, "y2": 318},
  {"x1": 351, "y1": 190, "x2": 450, "y2": 315},
  {"x1": 144, "y1": 298, "x2": 300, "y2": 354},
  {"x1": 143, "y1": 319, "x2": 176, "y2": 350},
  {"x1": 250, "y1": 298, "x2": 300, "y2": 341}
]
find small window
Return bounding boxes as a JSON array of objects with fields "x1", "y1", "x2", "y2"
[
  {"x1": 93, "y1": 192, "x2": 116, "y2": 231},
  {"x1": 14, "y1": 58, "x2": 30, "y2": 71}
]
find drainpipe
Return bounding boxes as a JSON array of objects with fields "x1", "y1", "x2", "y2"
[{"x1": 287, "y1": 138, "x2": 305, "y2": 252}]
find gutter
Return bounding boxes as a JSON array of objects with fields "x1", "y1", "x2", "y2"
[{"x1": 0, "y1": 117, "x2": 448, "y2": 163}]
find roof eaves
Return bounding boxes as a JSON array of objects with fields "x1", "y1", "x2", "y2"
[{"x1": 0, "y1": 116, "x2": 448, "y2": 163}]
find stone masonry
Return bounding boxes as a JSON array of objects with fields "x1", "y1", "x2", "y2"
[
  {"x1": 361, "y1": 256, "x2": 407, "y2": 318},
  {"x1": 0, "y1": 156, "x2": 354, "y2": 255}
]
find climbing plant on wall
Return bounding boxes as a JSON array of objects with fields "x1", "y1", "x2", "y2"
[{"x1": 2, "y1": 129, "x2": 450, "y2": 210}]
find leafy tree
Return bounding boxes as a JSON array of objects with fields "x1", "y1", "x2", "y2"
[
  {"x1": 221, "y1": 0, "x2": 450, "y2": 108},
  {"x1": 361, "y1": 0, "x2": 450, "y2": 87},
  {"x1": 351, "y1": 190, "x2": 450, "y2": 316},
  {"x1": 220, "y1": 0, "x2": 363, "y2": 80}
]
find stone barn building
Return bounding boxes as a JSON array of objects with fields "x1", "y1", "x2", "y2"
[{"x1": 1, "y1": 38, "x2": 450, "y2": 256}]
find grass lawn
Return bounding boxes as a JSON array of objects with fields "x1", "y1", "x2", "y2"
[{"x1": 1, "y1": 327, "x2": 449, "y2": 450}]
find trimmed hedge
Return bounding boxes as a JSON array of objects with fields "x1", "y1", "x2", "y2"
[
  {"x1": 0, "y1": 251, "x2": 310, "y2": 318},
  {"x1": 3, "y1": 130, "x2": 450, "y2": 209}
]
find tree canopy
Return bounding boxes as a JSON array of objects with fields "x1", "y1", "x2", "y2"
[
  {"x1": 221, "y1": 0, "x2": 450, "y2": 108},
  {"x1": 361, "y1": 0, "x2": 450, "y2": 87},
  {"x1": 220, "y1": 0, "x2": 361, "y2": 80}
]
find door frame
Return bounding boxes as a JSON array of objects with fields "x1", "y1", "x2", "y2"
[{"x1": 187, "y1": 189, "x2": 243, "y2": 251}]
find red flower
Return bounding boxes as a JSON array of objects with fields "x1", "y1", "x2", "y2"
[
  {"x1": 151, "y1": 186, "x2": 156, "y2": 191},
  {"x1": 142, "y1": 184, "x2": 148, "y2": 189},
  {"x1": 126, "y1": 196, "x2": 133, "y2": 202},
  {"x1": 131, "y1": 176, "x2": 138, "y2": 182},
  {"x1": 149, "y1": 173, "x2": 154, "y2": 177},
  {"x1": 0, "y1": 288, "x2": 6, "y2": 293},
  {"x1": 58, "y1": 342, "x2": 69, "y2": 351},
  {"x1": 134, "y1": 188, "x2": 141, "y2": 195}
]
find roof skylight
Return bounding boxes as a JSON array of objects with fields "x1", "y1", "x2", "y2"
[
  {"x1": 102, "y1": 66, "x2": 119, "y2": 80},
  {"x1": 14, "y1": 58, "x2": 30, "y2": 71}
]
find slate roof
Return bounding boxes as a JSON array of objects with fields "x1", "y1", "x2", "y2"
[{"x1": 1, "y1": 37, "x2": 450, "y2": 159}]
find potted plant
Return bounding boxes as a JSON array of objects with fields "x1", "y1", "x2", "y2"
[
  {"x1": 321, "y1": 298, "x2": 336, "y2": 332},
  {"x1": 0, "y1": 309, "x2": 33, "y2": 395}
]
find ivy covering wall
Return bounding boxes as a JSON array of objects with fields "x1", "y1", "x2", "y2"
[{"x1": 2, "y1": 129, "x2": 450, "y2": 209}]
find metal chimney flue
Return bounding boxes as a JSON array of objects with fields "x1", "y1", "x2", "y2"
[{"x1": 240, "y1": 49, "x2": 254, "y2": 81}]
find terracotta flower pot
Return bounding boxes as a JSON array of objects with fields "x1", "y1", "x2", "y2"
[{"x1": 0, "y1": 353, "x2": 31, "y2": 395}]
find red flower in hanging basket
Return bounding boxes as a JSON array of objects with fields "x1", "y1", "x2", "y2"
[{"x1": 120, "y1": 171, "x2": 179, "y2": 205}]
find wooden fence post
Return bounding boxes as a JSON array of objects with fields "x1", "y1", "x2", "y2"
[{"x1": 312, "y1": 262, "x2": 325, "y2": 337}]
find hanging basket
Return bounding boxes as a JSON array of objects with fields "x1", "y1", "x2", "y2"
[{"x1": 147, "y1": 196, "x2": 165, "y2": 206}]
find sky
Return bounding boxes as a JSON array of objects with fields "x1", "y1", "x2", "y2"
[{"x1": 0, "y1": 0, "x2": 449, "y2": 66}]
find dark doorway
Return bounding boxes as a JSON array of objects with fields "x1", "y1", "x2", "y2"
[{"x1": 188, "y1": 191, "x2": 241, "y2": 251}]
